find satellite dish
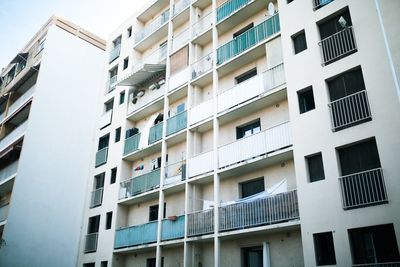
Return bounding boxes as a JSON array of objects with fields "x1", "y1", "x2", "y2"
[{"x1": 268, "y1": 3, "x2": 275, "y2": 16}]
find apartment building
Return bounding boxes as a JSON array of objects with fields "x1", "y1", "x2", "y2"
[
  {"x1": 0, "y1": 16, "x2": 106, "y2": 267},
  {"x1": 79, "y1": 0, "x2": 400, "y2": 267}
]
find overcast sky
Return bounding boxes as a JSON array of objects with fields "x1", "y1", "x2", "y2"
[{"x1": 0, "y1": 0, "x2": 148, "y2": 67}]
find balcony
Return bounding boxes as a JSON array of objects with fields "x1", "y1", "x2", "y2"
[
  {"x1": 114, "y1": 221, "x2": 158, "y2": 249},
  {"x1": 0, "y1": 87, "x2": 34, "y2": 122},
  {"x1": 0, "y1": 120, "x2": 28, "y2": 150},
  {"x1": 217, "y1": 13, "x2": 280, "y2": 66},
  {"x1": 173, "y1": 0, "x2": 190, "y2": 17},
  {"x1": 95, "y1": 147, "x2": 108, "y2": 167},
  {"x1": 219, "y1": 190, "x2": 299, "y2": 232},
  {"x1": 149, "y1": 122, "x2": 163, "y2": 145},
  {"x1": 99, "y1": 110, "x2": 112, "y2": 129},
  {"x1": 172, "y1": 28, "x2": 189, "y2": 54},
  {"x1": 164, "y1": 161, "x2": 186, "y2": 186},
  {"x1": 187, "y1": 208, "x2": 214, "y2": 237},
  {"x1": 161, "y1": 215, "x2": 185, "y2": 241},
  {"x1": 319, "y1": 26, "x2": 357, "y2": 66},
  {"x1": 109, "y1": 44, "x2": 121, "y2": 63},
  {"x1": 167, "y1": 111, "x2": 187, "y2": 136},
  {"x1": 217, "y1": 63, "x2": 285, "y2": 114},
  {"x1": 123, "y1": 133, "x2": 141, "y2": 156},
  {"x1": 107, "y1": 75, "x2": 118, "y2": 93},
  {"x1": 339, "y1": 168, "x2": 388, "y2": 210},
  {"x1": 191, "y1": 52, "x2": 213, "y2": 85},
  {"x1": 189, "y1": 98, "x2": 213, "y2": 126},
  {"x1": 127, "y1": 84, "x2": 165, "y2": 120},
  {"x1": 134, "y1": 9, "x2": 170, "y2": 51},
  {"x1": 90, "y1": 188, "x2": 103, "y2": 208},
  {"x1": 119, "y1": 168, "x2": 161, "y2": 200},
  {"x1": 84, "y1": 232, "x2": 98, "y2": 253},
  {"x1": 191, "y1": 12, "x2": 212, "y2": 45},
  {"x1": 0, "y1": 161, "x2": 18, "y2": 184},
  {"x1": 188, "y1": 150, "x2": 214, "y2": 178},
  {"x1": 313, "y1": 0, "x2": 334, "y2": 10},
  {"x1": 217, "y1": 0, "x2": 250, "y2": 22},
  {"x1": 0, "y1": 203, "x2": 10, "y2": 222},
  {"x1": 218, "y1": 121, "x2": 291, "y2": 169},
  {"x1": 328, "y1": 90, "x2": 371, "y2": 131}
]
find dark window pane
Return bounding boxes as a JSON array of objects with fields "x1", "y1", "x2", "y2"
[
  {"x1": 94, "y1": 173, "x2": 105, "y2": 189},
  {"x1": 110, "y1": 168, "x2": 117, "y2": 184},
  {"x1": 293, "y1": 31, "x2": 307, "y2": 54},
  {"x1": 314, "y1": 232, "x2": 336, "y2": 265},
  {"x1": 123, "y1": 57, "x2": 129, "y2": 70},
  {"x1": 241, "y1": 178, "x2": 264, "y2": 198},
  {"x1": 298, "y1": 87, "x2": 315, "y2": 114},
  {"x1": 328, "y1": 68, "x2": 366, "y2": 101},
  {"x1": 101, "y1": 261, "x2": 108, "y2": 267},
  {"x1": 319, "y1": 10, "x2": 353, "y2": 39},
  {"x1": 307, "y1": 153, "x2": 325, "y2": 182},
  {"x1": 236, "y1": 120, "x2": 261, "y2": 139},
  {"x1": 98, "y1": 134, "x2": 110, "y2": 150},
  {"x1": 235, "y1": 68, "x2": 257, "y2": 84},
  {"x1": 119, "y1": 91, "x2": 125, "y2": 104},
  {"x1": 115, "y1": 127, "x2": 121, "y2": 143},
  {"x1": 83, "y1": 263, "x2": 95, "y2": 267},
  {"x1": 242, "y1": 246, "x2": 263, "y2": 267},
  {"x1": 105, "y1": 212, "x2": 112, "y2": 230},
  {"x1": 105, "y1": 99, "x2": 114, "y2": 111},
  {"x1": 88, "y1": 215, "x2": 100, "y2": 233},
  {"x1": 233, "y1": 23, "x2": 254, "y2": 38},
  {"x1": 149, "y1": 203, "x2": 166, "y2": 221}
]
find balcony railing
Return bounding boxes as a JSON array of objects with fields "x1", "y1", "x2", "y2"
[
  {"x1": 123, "y1": 133, "x2": 141, "y2": 156},
  {"x1": 135, "y1": 9, "x2": 170, "y2": 44},
  {"x1": 90, "y1": 188, "x2": 103, "y2": 208},
  {"x1": 119, "y1": 168, "x2": 161, "y2": 199},
  {"x1": 0, "y1": 160, "x2": 18, "y2": 183},
  {"x1": 218, "y1": 121, "x2": 291, "y2": 168},
  {"x1": 219, "y1": 190, "x2": 299, "y2": 232},
  {"x1": 187, "y1": 208, "x2": 214, "y2": 236},
  {"x1": 149, "y1": 122, "x2": 163, "y2": 145},
  {"x1": 319, "y1": 26, "x2": 357, "y2": 65},
  {"x1": 0, "y1": 203, "x2": 10, "y2": 222},
  {"x1": 109, "y1": 44, "x2": 121, "y2": 63},
  {"x1": 172, "y1": 28, "x2": 189, "y2": 53},
  {"x1": 114, "y1": 221, "x2": 158, "y2": 249},
  {"x1": 217, "y1": 0, "x2": 250, "y2": 22},
  {"x1": 161, "y1": 215, "x2": 185, "y2": 240},
  {"x1": 173, "y1": 0, "x2": 190, "y2": 17},
  {"x1": 167, "y1": 111, "x2": 187, "y2": 136},
  {"x1": 188, "y1": 150, "x2": 214, "y2": 178},
  {"x1": 313, "y1": 0, "x2": 334, "y2": 10},
  {"x1": 328, "y1": 90, "x2": 371, "y2": 131},
  {"x1": 191, "y1": 52, "x2": 213, "y2": 79},
  {"x1": 164, "y1": 161, "x2": 186, "y2": 185},
  {"x1": 192, "y1": 12, "x2": 212, "y2": 38},
  {"x1": 189, "y1": 98, "x2": 213, "y2": 125},
  {"x1": 95, "y1": 147, "x2": 108, "y2": 167},
  {"x1": 84, "y1": 232, "x2": 98, "y2": 253},
  {"x1": 339, "y1": 168, "x2": 388, "y2": 210},
  {"x1": 0, "y1": 120, "x2": 28, "y2": 150},
  {"x1": 352, "y1": 263, "x2": 400, "y2": 267},
  {"x1": 99, "y1": 110, "x2": 112, "y2": 129},
  {"x1": 127, "y1": 83, "x2": 165, "y2": 115},
  {"x1": 0, "y1": 87, "x2": 34, "y2": 121},
  {"x1": 133, "y1": 44, "x2": 168, "y2": 74},
  {"x1": 217, "y1": 13, "x2": 280, "y2": 65},
  {"x1": 107, "y1": 75, "x2": 118, "y2": 93}
]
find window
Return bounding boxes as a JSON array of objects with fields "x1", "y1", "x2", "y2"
[
  {"x1": 127, "y1": 27, "x2": 132, "y2": 38},
  {"x1": 298, "y1": 86, "x2": 315, "y2": 114},
  {"x1": 319, "y1": 10, "x2": 353, "y2": 40},
  {"x1": 349, "y1": 224, "x2": 400, "y2": 265},
  {"x1": 233, "y1": 23, "x2": 254, "y2": 38},
  {"x1": 235, "y1": 68, "x2": 257, "y2": 84},
  {"x1": 147, "y1": 258, "x2": 164, "y2": 267},
  {"x1": 242, "y1": 246, "x2": 263, "y2": 267},
  {"x1": 105, "y1": 99, "x2": 114, "y2": 112},
  {"x1": 292, "y1": 30, "x2": 307, "y2": 54},
  {"x1": 98, "y1": 134, "x2": 110, "y2": 150},
  {"x1": 236, "y1": 120, "x2": 261, "y2": 139},
  {"x1": 123, "y1": 57, "x2": 129, "y2": 70},
  {"x1": 313, "y1": 232, "x2": 336, "y2": 265},
  {"x1": 87, "y1": 215, "x2": 100, "y2": 234},
  {"x1": 115, "y1": 127, "x2": 121, "y2": 143},
  {"x1": 83, "y1": 263, "x2": 95, "y2": 267},
  {"x1": 328, "y1": 68, "x2": 366, "y2": 101},
  {"x1": 105, "y1": 211, "x2": 112, "y2": 230},
  {"x1": 110, "y1": 167, "x2": 117, "y2": 184},
  {"x1": 119, "y1": 91, "x2": 125, "y2": 105},
  {"x1": 240, "y1": 178, "x2": 264, "y2": 198},
  {"x1": 101, "y1": 261, "x2": 108, "y2": 267},
  {"x1": 94, "y1": 173, "x2": 105, "y2": 190},
  {"x1": 149, "y1": 203, "x2": 166, "y2": 221},
  {"x1": 306, "y1": 153, "x2": 325, "y2": 182}
]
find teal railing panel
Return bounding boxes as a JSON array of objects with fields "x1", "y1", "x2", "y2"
[
  {"x1": 167, "y1": 111, "x2": 187, "y2": 136},
  {"x1": 148, "y1": 122, "x2": 163, "y2": 144},
  {"x1": 217, "y1": 0, "x2": 250, "y2": 22},
  {"x1": 123, "y1": 133, "x2": 141, "y2": 155},
  {"x1": 95, "y1": 147, "x2": 108, "y2": 167},
  {"x1": 161, "y1": 215, "x2": 185, "y2": 241},
  {"x1": 115, "y1": 221, "x2": 158, "y2": 249},
  {"x1": 131, "y1": 168, "x2": 161, "y2": 196}
]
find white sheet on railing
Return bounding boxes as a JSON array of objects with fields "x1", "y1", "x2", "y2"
[{"x1": 139, "y1": 113, "x2": 158, "y2": 149}]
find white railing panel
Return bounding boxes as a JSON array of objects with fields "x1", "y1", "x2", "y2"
[
  {"x1": 187, "y1": 208, "x2": 214, "y2": 236},
  {"x1": 0, "y1": 120, "x2": 28, "y2": 150},
  {"x1": 188, "y1": 150, "x2": 214, "y2": 178},
  {"x1": 189, "y1": 98, "x2": 213, "y2": 125},
  {"x1": 172, "y1": 28, "x2": 189, "y2": 53},
  {"x1": 263, "y1": 63, "x2": 286, "y2": 92},
  {"x1": 164, "y1": 161, "x2": 186, "y2": 185},
  {"x1": 127, "y1": 83, "x2": 165, "y2": 115},
  {"x1": 192, "y1": 12, "x2": 212, "y2": 38},
  {"x1": 169, "y1": 67, "x2": 190, "y2": 91},
  {"x1": 191, "y1": 52, "x2": 213, "y2": 80},
  {"x1": 0, "y1": 161, "x2": 18, "y2": 183},
  {"x1": 265, "y1": 122, "x2": 292, "y2": 153},
  {"x1": 99, "y1": 110, "x2": 112, "y2": 129}
]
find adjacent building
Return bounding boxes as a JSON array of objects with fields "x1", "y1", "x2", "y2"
[{"x1": 0, "y1": 16, "x2": 106, "y2": 267}]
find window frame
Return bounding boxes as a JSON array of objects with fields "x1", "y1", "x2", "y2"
[{"x1": 297, "y1": 86, "x2": 315, "y2": 114}]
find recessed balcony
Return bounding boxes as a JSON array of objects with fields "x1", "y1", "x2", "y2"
[
  {"x1": 0, "y1": 161, "x2": 18, "y2": 184},
  {"x1": 115, "y1": 221, "x2": 158, "y2": 249},
  {"x1": 123, "y1": 133, "x2": 141, "y2": 156},
  {"x1": 0, "y1": 87, "x2": 34, "y2": 123},
  {"x1": 189, "y1": 98, "x2": 213, "y2": 126},
  {"x1": 171, "y1": 28, "x2": 190, "y2": 54},
  {"x1": 191, "y1": 12, "x2": 212, "y2": 45},
  {"x1": 149, "y1": 122, "x2": 163, "y2": 145},
  {"x1": 164, "y1": 160, "x2": 186, "y2": 187},
  {"x1": 161, "y1": 215, "x2": 185, "y2": 241},
  {"x1": 188, "y1": 150, "x2": 214, "y2": 178},
  {"x1": 119, "y1": 168, "x2": 161, "y2": 201},
  {"x1": 191, "y1": 52, "x2": 213, "y2": 87},
  {"x1": 0, "y1": 120, "x2": 28, "y2": 152},
  {"x1": 167, "y1": 110, "x2": 187, "y2": 136},
  {"x1": 187, "y1": 208, "x2": 214, "y2": 237}
]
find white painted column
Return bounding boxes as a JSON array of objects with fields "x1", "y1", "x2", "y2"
[{"x1": 263, "y1": 242, "x2": 271, "y2": 267}]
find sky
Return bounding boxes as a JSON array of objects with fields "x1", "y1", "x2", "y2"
[{"x1": 0, "y1": 0, "x2": 148, "y2": 67}]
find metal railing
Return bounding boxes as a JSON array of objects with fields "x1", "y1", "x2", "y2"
[
  {"x1": 217, "y1": 13, "x2": 280, "y2": 65},
  {"x1": 219, "y1": 190, "x2": 299, "y2": 232},
  {"x1": 109, "y1": 43, "x2": 121, "y2": 63},
  {"x1": 84, "y1": 232, "x2": 98, "y2": 253},
  {"x1": 172, "y1": 28, "x2": 189, "y2": 53},
  {"x1": 192, "y1": 12, "x2": 212, "y2": 38},
  {"x1": 313, "y1": 0, "x2": 334, "y2": 10},
  {"x1": 217, "y1": 0, "x2": 250, "y2": 22},
  {"x1": 114, "y1": 221, "x2": 158, "y2": 248},
  {"x1": 1, "y1": 87, "x2": 34, "y2": 121},
  {"x1": 319, "y1": 26, "x2": 357, "y2": 65},
  {"x1": 161, "y1": 215, "x2": 185, "y2": 240},
  {"x1": 90, "y1": 188, "x2": 103, "y2": 208},
  {"x1": 95, "y1": 147, "x2": 108, "y2": 167},
  {"x1": 135, "y1": 9, "x2": 170, "y2": 44},
  {"x1": 149, "y1": 122, "x2": 163, "y2": 145},
  {"x1": 0, "y1": 203, "x2": 10, "y2": 222},
  {"x1": 132, "y1": 44, "x2": 168, "y2": 73},
  {"x1": 0, "y1": 161, "x2": 18, "y2": 183},
  {"x1": 189, "y1": 98, "x2": 213, "y2": 125},
  {"x1": 352, "y1": 263, "x2": 400, "y2": 267},
  {"x1": 339, "y1": 168, "x2": 388, "y2": 210},
  {"x1": 0, "y1": 120, "x2": 28, "y2": 150},
  {"x1": 218, "y1": 121, "x2": 291, "y2": 168},
  {"x1": 263, "y1": 63, "x2": 286, "y2": 91},
  {"x1": 164, "y1": 161, "x2": 186, "y2": 185},
  {"x1": 167, "y1": 110, "x2": 187, "y2": 136},
  {"x1": 123, "y1": 133, "x2": 141, "y2": 155},
  {"x1": 119, "y1": 168, "x2": 161, "y2": 199},
  {"x1": 173, "y1": 0, "x2": 190, "y2": 16},
  {"x1": 328, "y1": 90, "x2": 371, "y2": 131},
  {"x1": 191, "y1": 52, "x2": 213, "y2": 79},
  {"x1": 187, "y1": 208, "x2": 214, "y2": 236},
  {"x1": 107, "y1": 75, "x2": 118, "y2": 93},
  {"x1": 188, "y1": 150, "x2": 214, "y2": 178}
]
